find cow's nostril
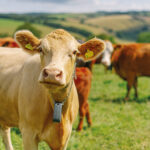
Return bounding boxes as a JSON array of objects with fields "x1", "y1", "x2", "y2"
[
  {"x1": 56, "y1": 71, "x2": 63, "y2": 78},
  {"x1": 43, "y1": 69, "x2": 49, "y2": 78}
]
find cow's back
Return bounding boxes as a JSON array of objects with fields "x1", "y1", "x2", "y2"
[
  {"x1": 0, "y1": 47, "x2": 30, "y2": 127},
  {"x1": 112, "y1": 44, "x2": 150, "y2": 79}
]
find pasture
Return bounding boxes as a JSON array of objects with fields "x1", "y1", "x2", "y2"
[
  {"x1": 1, "y1": 12, "x2": 150, "y2": 42},
  {"x1": 1, "y1": 65, "x2": 150, "y2": 150},
  {"x1": 0, "y1": 18, "x2": 54, "y2": 37}
]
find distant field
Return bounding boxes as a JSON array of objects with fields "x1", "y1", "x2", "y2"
[
  {"x1": 0, "y1": 19, "x2": 23, "y2": 36},
  {"x1": 85, "y1": 15, "x2": 144, "y2": 31},
  {"x1": 0, "y1": 18, "x2": 55, "y2": 37},
  {"x1": 0, "y1": 12, "x2": 150, "y2": 41},
  {"x1": 0, "y1": 18, "x2": 87, "y2": 40},
  {"x1": 1, "y1": 65, "x2": 150, "y2": 149}
]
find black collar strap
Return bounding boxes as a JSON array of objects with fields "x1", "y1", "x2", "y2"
[{"x1": 53, "y1": 62, "x2": 76, "y2": 122}]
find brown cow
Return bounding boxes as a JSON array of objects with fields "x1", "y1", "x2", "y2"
[
  {"x1": 75, "y1": 57, "x2": 95, "y2": 131},
  {"x1": 0, "y1": 29, "x2": 105, "y2": 150},
  {"x1": 74, "y1": 67, "x2": 92, "y2": 131},
  {"x1": 0, "y1": 37, "x2": 19, "y2": 48},
  {"x1": 102, "y1": 43, "x2": 150, "y2": 100}
]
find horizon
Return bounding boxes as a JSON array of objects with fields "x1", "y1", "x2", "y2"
[{"x1": 0, "y1": 10, "x2": 150, "y2": 15}]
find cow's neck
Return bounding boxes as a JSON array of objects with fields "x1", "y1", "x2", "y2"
[{"x1": 51, "y1": 82, "x2": 73, "y2": 103}]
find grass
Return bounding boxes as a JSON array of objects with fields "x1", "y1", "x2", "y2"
[
  {"x1": 0, "y1": 19, "x2": 23, "y2": 36},
  {"x1": 1, "y1": 65, "x2": 150, "y2": 149},
  {"x1": 0, "y1": 18, "x2": 55, "y2": 37}
]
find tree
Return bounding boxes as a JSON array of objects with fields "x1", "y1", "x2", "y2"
[
  {"x1": 15, "y1": 22, "x2": 41, "y2": 38},
  {"x1": 137, "y1": 32, "x2": 150, "y2": 43}
]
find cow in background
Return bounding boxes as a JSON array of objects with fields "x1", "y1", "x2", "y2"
[
  {"x1": 74, "y1": 67, "x2": 92, "y2": 131},
  {"x1": 75, "y1": 41, "x2": 96, "y2": 131},
  {"x1": 100, "y1": 40, "x2": 114, "y2": 67},
  {"x1": 101, "y1": 43, "x2": 150, "y2": 100},
  {"x1": 75, "y1": 40, "x2": 112, "y2": 131},
  {"x1": 0, "y1": 37, "x2": 19, "y2": 48}
]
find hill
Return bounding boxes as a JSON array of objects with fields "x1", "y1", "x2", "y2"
[{"x1": 0, "y1": 11, "x2": 150, "y2": 42}]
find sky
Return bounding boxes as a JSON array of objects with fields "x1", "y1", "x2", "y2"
[{"x1": 0, "y1": 0, "x2": 150, "y2": 13}]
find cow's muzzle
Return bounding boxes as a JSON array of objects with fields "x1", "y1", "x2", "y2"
[{"x1": 39, "y1": 68, "x2": 65, "y2": 86}]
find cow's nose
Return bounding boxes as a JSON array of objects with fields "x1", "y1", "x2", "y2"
[{"x1": 43, "y1": 68, "x2": 63, "y2": 82}]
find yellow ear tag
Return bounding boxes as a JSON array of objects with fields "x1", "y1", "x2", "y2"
[
  {"x1": 25, "y1": 43, "x2": 33, "y2": 50},
  {"x1": 85, "y1": 49, "x2": 94, "y2": 58}
]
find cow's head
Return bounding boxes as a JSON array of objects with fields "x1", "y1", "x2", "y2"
[
  {"x1": 15, "y1": 29, "x2": 105, "y2": 91},
  {"x1": 101, "y1": 41, "x2": 114, "y2": 67}
]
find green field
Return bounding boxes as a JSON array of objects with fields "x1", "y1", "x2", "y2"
[
  {"x1": 1, "y1": 65, "x2": 150, "y2": 150},
  {"x1": 1, "y1": 12, "x2": 150, "y2": 42},
  {"x1": 0, "y1": 18, "x2": 86, "y2": 40},
  {"x1": 0, "y1": 18, "x2": 55, "y2": 37}
]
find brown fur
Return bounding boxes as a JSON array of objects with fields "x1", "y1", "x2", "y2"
[
  {"x1": 0, "y1": 37, "x2": 19, "y2": 48},
  {"x1": 74, "y1": 67, "x2": 92, "y2": 131},
  {"x1": 112, "y1": 43, "x2": 150, "y2": 100}
]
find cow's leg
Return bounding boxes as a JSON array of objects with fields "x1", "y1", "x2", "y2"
[
  {"x1": 77, "y1": 105, "x2": 86, "y2": 131},
  {"x1": 133, "y1": 77, "x2": 138, "y2": 98},
  {"x1": 125, "y1": 73, "x2": 135, "y2": 101},
  {"x1": 62, "y1": 131, "x2": 71, "y2": 150},
  {"x1": 51, "y1": 129, "x2": 71, "y2": 150},
  {"x1": 85, "y1": 103, "x2": 92, "y2": 127},
  {"x1": 0, "y1": 127, "x2": 13, "y2": 150},
  {"x1": 21, "y1": 128, "x2": 38, "y2": 150}
]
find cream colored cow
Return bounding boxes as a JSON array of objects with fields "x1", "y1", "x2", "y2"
[{"x1": 0, "y1": 29, "x2": 105, "y2": 150}]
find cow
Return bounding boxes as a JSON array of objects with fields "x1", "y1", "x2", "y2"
[
  {"x1": 0, "y1": 37, "x2": 19, "y2": 48},
  {"x1": 100, "y1": 40, "x2": 114, "y2": 67},
  {"x1": 101, "y1": 43, "x2": 150, "y2": 100},
  {"x1": 0, "y1": 29, "x2": 105, "y2": 150},
  {"x1": 74, "y1": 67, "x2": 92, "y2": 131}
]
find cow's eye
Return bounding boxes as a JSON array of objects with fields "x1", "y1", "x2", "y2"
[
  {"x1": 39, "y1": 47, "x2": 45, "y2": 55},
  {"x1": 39, "y1": 47, "x2": 42, "y2": 53}
]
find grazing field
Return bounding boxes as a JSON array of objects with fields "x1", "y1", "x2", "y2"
[
  {"x1": 1, "y1": 12, "x2": 150, "y2": 42},
  {"x1": 0, "y1": 18, "x2": 54, "y2": 37},
  {"x1": 1, "y1": 65, "x2": 150, "y2": 150}
]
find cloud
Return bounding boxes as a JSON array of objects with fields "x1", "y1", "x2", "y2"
[
  {"x1": 0, "y1": 0, "x2": 150, "y2": 13},
  {"x1": 16, "y1": 0, "x2": 72, "y2": 3}
]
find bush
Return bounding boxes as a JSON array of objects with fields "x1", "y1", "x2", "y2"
[
  {"x1": 15, "y1": 22, "x2": 41, "y2": 38},
  {"x1": 116, "y1": 25, "x2": 150, "y2": 41},
  {"x1": 137, "y1": 32, "x2": 150, "y2": 43}
]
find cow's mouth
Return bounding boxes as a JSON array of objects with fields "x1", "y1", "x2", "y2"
[{"x1": 39, "y1": 81, "x2": 65, "y2": 87}]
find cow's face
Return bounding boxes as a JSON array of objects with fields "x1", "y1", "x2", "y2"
[
  {"x1": 101, "y1": 41, "x2": 114, "y2": 67},
  {"x1": 15, "y1": 29, "x2": 105, "y2": 91}
]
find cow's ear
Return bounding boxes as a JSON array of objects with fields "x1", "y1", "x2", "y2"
[
  {"x1": 15, "y1": 30, "x2": 41, "y2": 54},
  {"x1": 77, "y1": 38, "x2": 105, "y2": 62}
]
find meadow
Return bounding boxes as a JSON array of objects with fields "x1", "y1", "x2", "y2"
[
  {"x1": 0, "y1": 18, "x2": 54, "y2": 37},
  {"x1": 1, "y1": 65, "x2": 150, "y2": 150},
  {"x1": 1, "y1": 11, "x2": 150, "y2": 42}
]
